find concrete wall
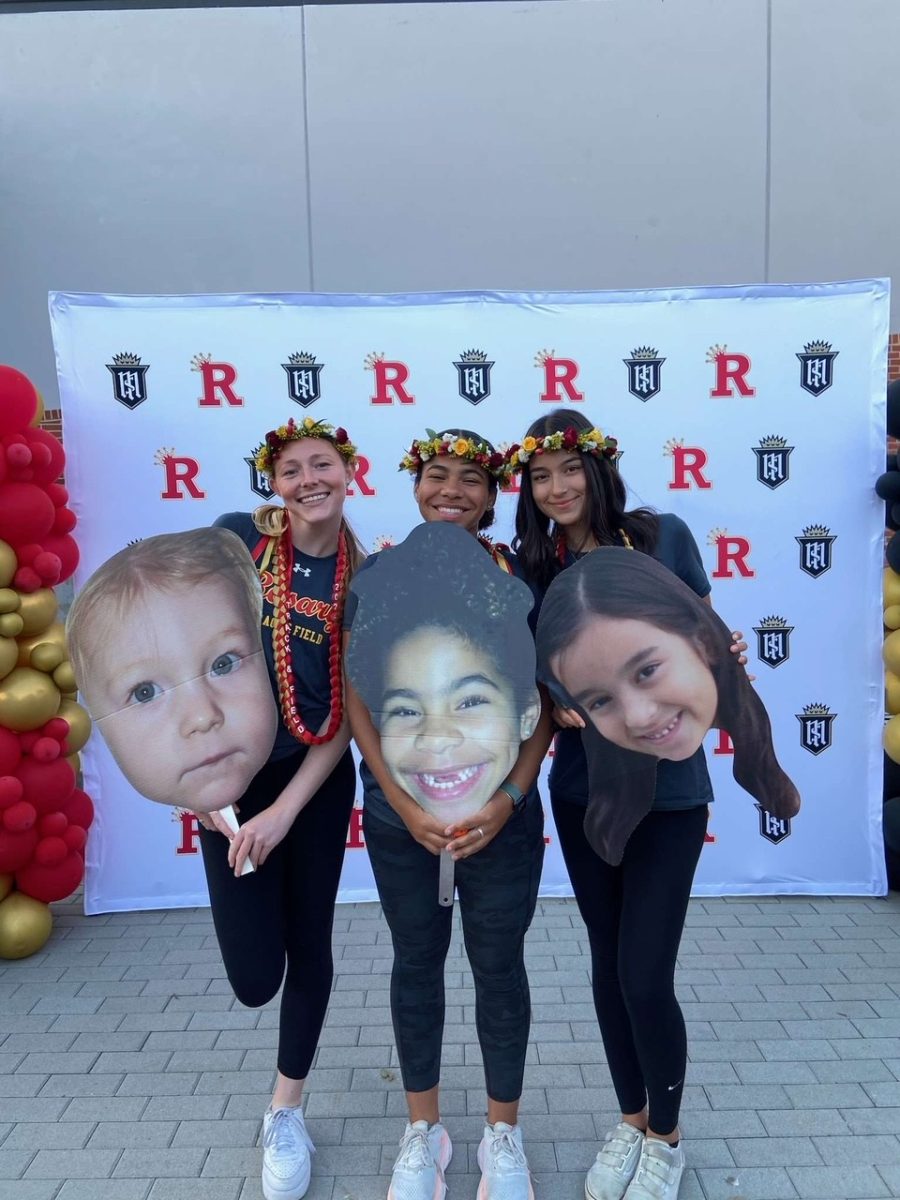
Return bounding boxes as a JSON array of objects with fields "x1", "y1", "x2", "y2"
[{"x1": 1, "y1": 0, "x2": 897, "y2": 402}]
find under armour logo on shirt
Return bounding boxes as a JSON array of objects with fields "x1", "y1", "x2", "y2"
[{"x1": 294, "y1": 564, "x2": 312, "y2": 577}]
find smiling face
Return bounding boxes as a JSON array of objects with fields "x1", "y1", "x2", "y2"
[
  {"x1": 552, "y1": 616, "x2": 718, "y2": 761},
  {"x1": 414, "y1": 457, "x2": 496, "y2": 535},
  {"x1": 270, "y1": 438, "x2": 354, "y2": 533},
  {"x1": 83, "y1": 578, "x2": 277, "y2": 812},
  {"x1": 378, "y1": 627, "x2": 538, "y2": 826},
  {"x1": 528, "y1": 449, "x2": 590, "y2": 539}
]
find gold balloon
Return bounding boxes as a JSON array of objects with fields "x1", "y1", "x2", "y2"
[
  {"x1": 886, "y1": 569, "x2": 900, "y2": 608},
  {"x1": 886, "y1": 606, "x2": 900, "y2": 631},
  {"x1": 17, "y1": 590, "x2": 58, "y2": 638},
  {"x1": 0, "y1": 667, "x2": 60, "y2": 731},
  {"x1": 0, "y1": 588, "x2": 19, "y2": 614},
  {"x1": 56, "y1": 698, "x2": 91, "y2": 753},
  {"x1": 16, "y1": 621, "x2": 66, "y2": 669},
  {"x1": 31, "y1": 643, "x2": 65, "y2": 674},
  {"x1": 888, "y1": 673, "x2": 900, "y2": 716},
  {"x1": 885, "y1": 630, "x2": 900, "y2": 675},
  {"x1": 0, "y1": 875, "x2": 12, "y2": 903},
  {"x1": 0, "y1": 613, "x2": 24, "y2": 639},
  {"x1": 0, "y1": 637, "x2": 17, "y2": 681},
  {"x1": 0, "y1": 543, "x2": 15, "y2": 589},
  {"x1": 0, "y1": 892, "x2": 52, "y2": 960},
  {"x1": 52, "y1": 661, "x2": 76, "y2": 693},
  {"x1": 30, "y1": 390, "x2": 45, "y2": 427}
]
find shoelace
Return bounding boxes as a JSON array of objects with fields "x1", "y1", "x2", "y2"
[
  {"x1": 395, "y1": 1127, "x2": 433, "y2": 1173},
  {"x1": 486, "y1": 1128, "x2": 528, "y2": 1173},
  {"x1": 264, "y1": 1108, "x2": 314, "y2": 1157},
  {"x1": 633, "y1": 1143, "x2": 677, "y2": 1197}
]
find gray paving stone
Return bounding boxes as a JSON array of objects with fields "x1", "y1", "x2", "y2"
[
  {"x1": 59, "y1": 1097, "x2": 148, "y2": 1122},
  {"x1": 149, "y1": 1182, "x2": 241, "y2": 1200},
  {"x1": 0, "y1": 1183, "x2": 63, "y2": 1200},
  {"x1": 56, "y1": 1182, "x2": 151, "y2": 1200},
  {"x1": 24, "y1": 1148, "x2": 121, "y2": 1178},
  {"x1": 2, "y1": 1121, "x2": 93, "y2": 1150},
  {"x1": 726, "y1": 1136, "x2": 823, "y2": 1166},
  {"x1": 88, "y1": 1122, "x2": 177, "y2": 1148},
  {"x1": 786, "y1": 1164, "x2": 889, "y2": 1197},
  {"x1": 695, "y1": 1166, "x2": 798, "y2": 1199},
  {"x1": 114, "y1": 1149, "x2": 207, "y2": 1178},
  {"x1": 170, "y1": 1120, "x2": 259, "y2": 1148},
  {"x1": 811, "y1": 1134, "x2": 900, "y2": 1165},
  {"x1": 0, "y1": 1149, "x2": 35, "y2": 1178}
]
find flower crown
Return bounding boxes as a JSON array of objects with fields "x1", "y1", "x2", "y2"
[
  {"x1": 399, "y1": 429, "x2": 514, "y2": 487},
  {"x1": 255, "y1": 417, "x2": 357, "y2": 475},
  {"x1": 506, "y1": 425, "x2": 618, "y2": 472}
]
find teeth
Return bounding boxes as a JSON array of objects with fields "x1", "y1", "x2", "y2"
[
  {"x1": 437, "y1": 507, "x2": 465, "y2": 515},
  {"x1": 299, "y1": 493, "x2": 329, "y2": 504},
  {"x1": 644, "y1": 716, "x2": 679, "y2": 741},
  {"x1": 419, "y1": 765, "x2": 481, "y2": 790}
]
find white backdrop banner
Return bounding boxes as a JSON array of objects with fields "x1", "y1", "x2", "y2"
[{"x1": 49, "y1": 282, "x2": 888, "y2": 913}]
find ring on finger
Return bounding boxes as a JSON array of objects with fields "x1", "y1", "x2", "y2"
[{"x1": 476, "y1": 827, "x2": 484, "y2": 840}]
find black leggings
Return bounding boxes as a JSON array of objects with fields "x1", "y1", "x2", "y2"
[
  {"x1": 364, "y1": 801, "x2": 545, "y2": 1102},
  {"x1": 552, "y1": 796, "x2": 708, "y2": 1136},
  {"x1": 199, "y1": 749, "x2": 355, "y2": 1080}
]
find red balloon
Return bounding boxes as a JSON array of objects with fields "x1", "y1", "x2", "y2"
[
  {"x1": 5, "y1": 442, "x2": 31, "y2": 469},
  {"x1": 0, "y1": 729, "x2": 21, "y2": 775},
  {"x1": 15, "y1": 543, "x2": 40, "y2": 566},
  {"x1": 0, "y1": 367, "x2": 38, "y2": 435},
  {"x1": 32, "y1": 737, "x2": 61, "y2": 763},
  {"x1": 63, "y1": 825, "x2": 86, "y2": 852},
  {"x1": 42, "y1": 718, "x2": 69, "y2": 742},
  {"x1": 45, "y1": 483, "x2": 68, "y2": 507},
  {"x1": 0, "y1": 482, "x2": 55, "y2": 545},
  {"x1": 38, "y1": 532, "x2": 79, "y2": 582},
  {"x1": 0, "y1": 826, "x2": 38, "y2": 873},
  {"x1": 35, "y1": 836, "x2": 67, "y2": 867},
  {"x1": 63, "y1": 788, "x2": 94, "y2": 830},
  {"x1": 16, "y1": 850, "x2": 84, "y2": 903},
  {"x1": 18, "y1": 732, "x2": 40, "y2": 753},
  {"x1": 52, "y1": 507, "x2": 77, "y2": 535},
  {"x1": 0, "y1": 777, "x2": 24, "y2": 808},
  {"x1": 22, "y1": 430, "x2": 64, "y2": 488},
  {"x1": 16, "y1": 758, "x2": 75, "y2": 813},
  {"x1": 40, "y1": 812, "x2": 67, "y2": 837},
  {"x1": 32, "y1": 553, "x2": 62, "y2": 586},
  {"x1": 3, "y1": 800, "x2": 37, "y2": 833},
  {"x1": 13, "y1": 566, "x2": 42, "y2": 593}
]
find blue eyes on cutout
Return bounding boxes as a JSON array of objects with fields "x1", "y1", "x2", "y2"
[{"x1": 128, "y1": 652, "x2": 243, "y2": 706}]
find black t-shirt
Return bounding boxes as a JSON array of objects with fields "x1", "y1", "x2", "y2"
[
  {"x1": 343, "y1": 539, "x2": 542, "y2": 829},
  {"x1": 215, "y1": 512, "x2": 338, "y2": 762},
  {"x1": 548, "y1": 513, "x2": 714, "y2": 811}
]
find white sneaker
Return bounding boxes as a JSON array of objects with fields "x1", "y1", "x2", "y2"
[
  {"x1": 261, "y1": 1105, "x2": 315, "y2": 1200},
  {"x1": 477, "y1": 1122, "x2": 535, "y2": 1200},
  {"x1": 585, "y1": 1122, "x2": 645, "y2": 1200},
  {"x1": 388, "y1": 1120, "x2": 452, "y2": 1200},
  {"x1": 623, "y1": 1138, "x2": 684, "y2": 1200}
]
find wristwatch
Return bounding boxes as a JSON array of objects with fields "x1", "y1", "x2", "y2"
[{"x1": 497, "y1": 780, "x2": 526, "y2": 814}]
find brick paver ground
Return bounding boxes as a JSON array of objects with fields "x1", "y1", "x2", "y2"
[{"x1": 2, "y1": 891, "x2": 900, "y2": 1199}]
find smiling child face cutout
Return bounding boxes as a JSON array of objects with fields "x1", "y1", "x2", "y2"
[
  {"x1": 378, "y1": 627, "x2": 538, "y2": 827},
  {"x1": 84, "y1": 577, "x2": 277, "y2": 813}
]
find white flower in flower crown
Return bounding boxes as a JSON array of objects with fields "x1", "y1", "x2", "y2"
[
  {"x1": 420, "y1": 450, "x2": 433, "y2": 461},
  {"x1": 442, "y1": 432, "x2": 454, "y2": 443}
]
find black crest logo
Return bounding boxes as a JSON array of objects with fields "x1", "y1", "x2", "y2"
[
  {"x1": 756, "y1": 804, "x2": 792, "y2": 845},
  {"x1": 245, "y1": 445, "x2": 274, "y2": 501},
  {"x1": 753, "y1": 435, "x2": 793, "y2": 490},
  {"x1": 797, "y1": 340, "x2": 838, "y2": 396},
  {"x1": 623, "y1": 346, "x2": 665, "y2": 402},
  {"x1": 107, "y1": 352, "x2": 149, "y2": 410},
  {"x1": 753, "y1": 615, "x2": 793, "y2": 669},
  {"x1": 282, "y1": 351, "x2": 323, "y2": 408},
  {"x1": 454, "y1": 349, "x2": 494, "y2": 405},
  {"x1": 796, "y1": 524, "x2": 835, "y2": 578},
  {"x1": 796, "y1": 702, "x2": 837, "y2": 755}
]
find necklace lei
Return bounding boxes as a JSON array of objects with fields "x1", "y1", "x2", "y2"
[
  {"x1": 556, "y1": 528, "x2": 634, "y2": 564},
  {"x1": 271, "y1": 525, "x2": 348, "y2": 745}
]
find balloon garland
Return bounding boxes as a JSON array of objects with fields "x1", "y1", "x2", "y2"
[{"x1": 0, "y1": 365, "x2": 93, "y2": 959}]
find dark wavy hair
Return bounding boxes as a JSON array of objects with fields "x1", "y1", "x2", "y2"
[
  {"x1": 414, "y1": 428, "x2": 499, "y2": 532},
  {"x1": 536, "y1": 547, "x2": 800, "y2": 865},
  {"x1": 512, "y1": 409, "x2": 659, "y2": 588},
  {"x1": 347, "y1": 522, "x2": 538, "y2": 725}
]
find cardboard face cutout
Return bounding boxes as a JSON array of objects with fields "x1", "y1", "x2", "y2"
[
  {"x1": 67, "y1": 528, "x2": 278, "y2": 815},
  {"x1": 536, "y1": 547, "x2": 800, "y2": 865},
  {"x1": 347, "y1": 522, "x2": 539, "y2": 829}
]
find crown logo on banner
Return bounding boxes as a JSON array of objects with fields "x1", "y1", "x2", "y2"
[
  {"x1": 534, "y1": 349, "x2": 554, "y2": 367},
  {"x1": 706, "y1": 527, "x2": 728, "y2": 545},
  {"x1": 802, "y1": 702, "x2": 831, "y2": 716},
  {"x1": 458, "y1": 349, "x2": 489, "y2": 363},
  {"x1": 630, "y1": 346, "x2": 659, "y2": 360},
  {"x1": 287, "y1": 351, "x2": 317, "y2": 366},
  {"x1": 705, "y1": 344, "x2": 728, "y2": 362},
  {"x1": 153, "y1": 447, "x2": 175, "y2": 465},
  {"x1": 663, "y1": 438, "x2": 685, "y2": 457},
  {"x1": 757, "y1": 615, "x2": 789, "y2": 630},
  {"x1": 190, "y1": 353, "x2": 212, "y2": 371},
  {"x1": 801, "y1": 523, "x2": 831, "y2": 538},
  {"x1": 364, "y1": 352, "x2": 385, "y2": 371},
  {"x1": 759, "y1": 434, "x2": 789, "y2": 448},
  {"x1": 803, "y1": 340, "x2": 833, "y2": 355},
  {"x1": 109, "y1": 351, "x2": 142, "y2": 366}
]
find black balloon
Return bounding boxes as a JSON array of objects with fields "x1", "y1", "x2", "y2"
[
  {"x1": 891, "y1": 502, "x2": 900, "y2": 530},
  {"x1": 888, "y1": 379, "x2": 900, "y2": 439},
  {"x1": 876, "y1": 472, "x2": 900, "y2": 502},
  {"x1": 885, "y1": 754, "x2": 900, "y2": 801},
  {"x1": 889, "y1": 454, "x2": 898, "y2": 474}
]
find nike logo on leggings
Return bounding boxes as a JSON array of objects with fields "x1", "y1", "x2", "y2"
[{"x1": 666, "y1": 1079, "x2": 683, "y2": 1091}]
